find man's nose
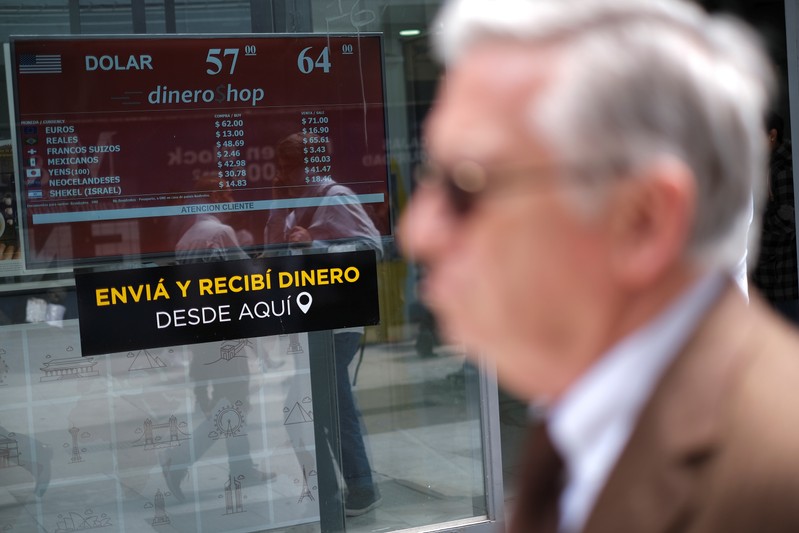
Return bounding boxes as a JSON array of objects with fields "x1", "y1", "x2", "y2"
[{"x1": 398, "y1": 186, "x2": 457, "y2": 264}]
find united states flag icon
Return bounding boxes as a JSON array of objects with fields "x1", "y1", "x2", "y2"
[{"x1": 19, "y1": 54, "x2": 62, "y2": 74}]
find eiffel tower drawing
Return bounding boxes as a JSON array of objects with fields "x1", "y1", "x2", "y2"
[
  {"x1": 287, "y1": 334, "x2": 303, "y2": 355},
  {"x1": 298, "y1": 465, "x2": 315, "y2": 503}
]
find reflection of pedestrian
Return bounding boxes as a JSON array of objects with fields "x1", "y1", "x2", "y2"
[
  {"x1": 175, "y1": 212, "x2": 248, "y2": 263},
  {"x1": 400, "y1": 1, "x2": 799, "y2": 532},
  {"x1": 173, "y1": 172, "x2": 250, "y2": 263},
  {"x1": 161, "y1": 177, "x2": 273, "y2": 501},
  {"x1": 160, "y1": 339, "x2": 273, "y2": 502},
  {"x1": 331, "y1": 332, "x2": 380, "y2": 515},
  {"x1": 264, "y1": 133, "x2": 382, "y2": 252},
  {"x1": 265, "y1": 133, "x2": 382, "y2": 516}
]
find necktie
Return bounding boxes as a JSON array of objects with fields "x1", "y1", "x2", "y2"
[{"x1": 508, "y1": 421, "x2": 565, "y2": 533}]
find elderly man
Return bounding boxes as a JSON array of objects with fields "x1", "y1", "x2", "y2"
[{"x1": 399, "y1": 0, "x2": 799, "y2": 532}]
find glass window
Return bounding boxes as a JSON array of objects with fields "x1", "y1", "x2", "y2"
[
  {"x1": 174, "y1": 1, "x2": 250, "y2": 33},
  {"x1": 0, "y1": 2, "x2": 497, "y2": 533},
  {"x1": 79, "y1": 0, "x2": 135, "y2": 34}
]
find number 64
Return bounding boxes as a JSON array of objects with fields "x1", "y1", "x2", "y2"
[{"x1": 297, "y1": 46, "x2": 331, "y2": 74}]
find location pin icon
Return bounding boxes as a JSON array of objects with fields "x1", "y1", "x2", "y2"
[{"x1": 296, "y1": 292, "x2": 313, "y2": 314}]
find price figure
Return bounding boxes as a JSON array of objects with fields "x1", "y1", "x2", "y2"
[
  {"x1": 297, "y1": 46, "x2": 331, "y2": 74},
  {"x1": 214, "y1": 115, "x2": 248, "y2": 179},
  {"x1": 299, "y1": 110, "x2": 333, "y2": 186}
]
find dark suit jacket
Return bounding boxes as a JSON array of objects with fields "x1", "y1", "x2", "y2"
[{"x1": 514, "y1": 283, "x2": 799, "y2": 533}]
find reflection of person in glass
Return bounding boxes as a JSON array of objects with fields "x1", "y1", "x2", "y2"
[
  {"x1": 172, "y1": 171, "x2": 251, "y2": 263},
  {"x1": 265, "y1": 133, "x2": 383, "y2": 516},
  {"x1": 161, "y1": 173, "x2": 273, "y2": 502},
  {"x1": 162, "y1": 342, "x2": 276, "y2": 502},
  {"x1": 264, "y1": 133, "x2": 382, "y2": 251}
]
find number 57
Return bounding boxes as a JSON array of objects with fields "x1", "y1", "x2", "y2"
[{"x1": 206, "y1": 48, "x2": 239, "y2": 75}]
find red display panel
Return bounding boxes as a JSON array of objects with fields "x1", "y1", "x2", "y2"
[{"x1": 11, "y1": 35, "x2": 390, "y2": 269}]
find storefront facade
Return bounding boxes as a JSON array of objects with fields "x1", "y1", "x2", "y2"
[{"x1": 0, "y1": 1, "x2": 793, "y2": 533}]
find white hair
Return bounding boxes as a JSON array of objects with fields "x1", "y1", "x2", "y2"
[{"x1": 433, "y1": 0, "x2": 774, "y2": 272}]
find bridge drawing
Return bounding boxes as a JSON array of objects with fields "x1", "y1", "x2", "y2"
[{"x1": 131, "y1": 415, "x2": 190, "y2": 450}]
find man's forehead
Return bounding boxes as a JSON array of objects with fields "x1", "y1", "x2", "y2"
[
  {"x1": 425, "y1": 41, "x2": 557, "y2": 164},
  {"x1": 458, "y1": 41, "x2": 555, "y2": 85}
]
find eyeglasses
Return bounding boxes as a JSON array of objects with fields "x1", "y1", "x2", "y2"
[
  {"x1": 414, "y1": 159, "x2": 622, "y2": 217},
  {"x1": 414, "y1": 161, "x2": 486, "y2": 216},
  {"x1": 415, "y1": 160, "x2": 573, "y2": 217}
]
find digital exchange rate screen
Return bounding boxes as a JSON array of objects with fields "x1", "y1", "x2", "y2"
[{"x1": 11, "y1": 35, "x2": 390, "y2": 269}]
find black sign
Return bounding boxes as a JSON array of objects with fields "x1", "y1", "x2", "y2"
[{"x1": 75, "y1": 250, "x2": 379, "y2": 356}]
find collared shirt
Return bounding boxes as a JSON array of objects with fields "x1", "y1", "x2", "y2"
[
  {"x1": 263, "y1": 182, "x2": 383, "y2": 335},
  {"x1": 175, "y1": 214, "x2": 249, "y2": 263},
  {"x1": 263, "y1": 182, "x2": 383, "y2": 253},
  {"x1": 547, "y1": 273, "x2": 725, "y2": 533}
]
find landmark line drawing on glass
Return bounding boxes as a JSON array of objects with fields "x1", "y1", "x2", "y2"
[
  {"x1": 286, "y1": 333, "x2": 303, "y2": 355},
  {"x1": 131, "y1": 415, "x2": 190, "y2": 450},
  {"x1": 65, "y1": 425, "x2": 90, "y2": 464},
  {"x1": 205, "y1": 339, "x2": 252, "y2": 366},
  {"x1": 284, "y1": 396, "x2": 314, "y2": 425},
  {"x1": 0, "y1": 432, "x2": 20, "y2": 468},
  {"x1": 127, "y1": 349, "x2": 168, "y2": 372},
  {"x1": 210, "y1": 401, "x2": 246, "y2": 440},
  {"x1": 40, "y1": 349, "x2": 99, "y2": 382},
  {"x1": 223, "y1": 475, "x2": 246, "y2": 515},
  {"x1": 149, "y1": 489, "x2": 170, "y2": 526},
  {"x1": 297, "y1": 465, "x2": 317, "y2": 503},
  {"x1": 0, "y1": 348, "x2": 8, "y2": 386},
  {"x1": 53, "y1": 509, "x2": 111, "y2": 532},
  {"x1": 324, "y1": 0, "x2": 377, "y2": 34}
]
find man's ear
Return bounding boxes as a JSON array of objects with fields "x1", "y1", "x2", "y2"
[
  {"x1": 606, "y1": 158, "x2": 696, "y2": 289},
  {"x1": 769, "y1": 128, "x2": 778, "y2": 145}
]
